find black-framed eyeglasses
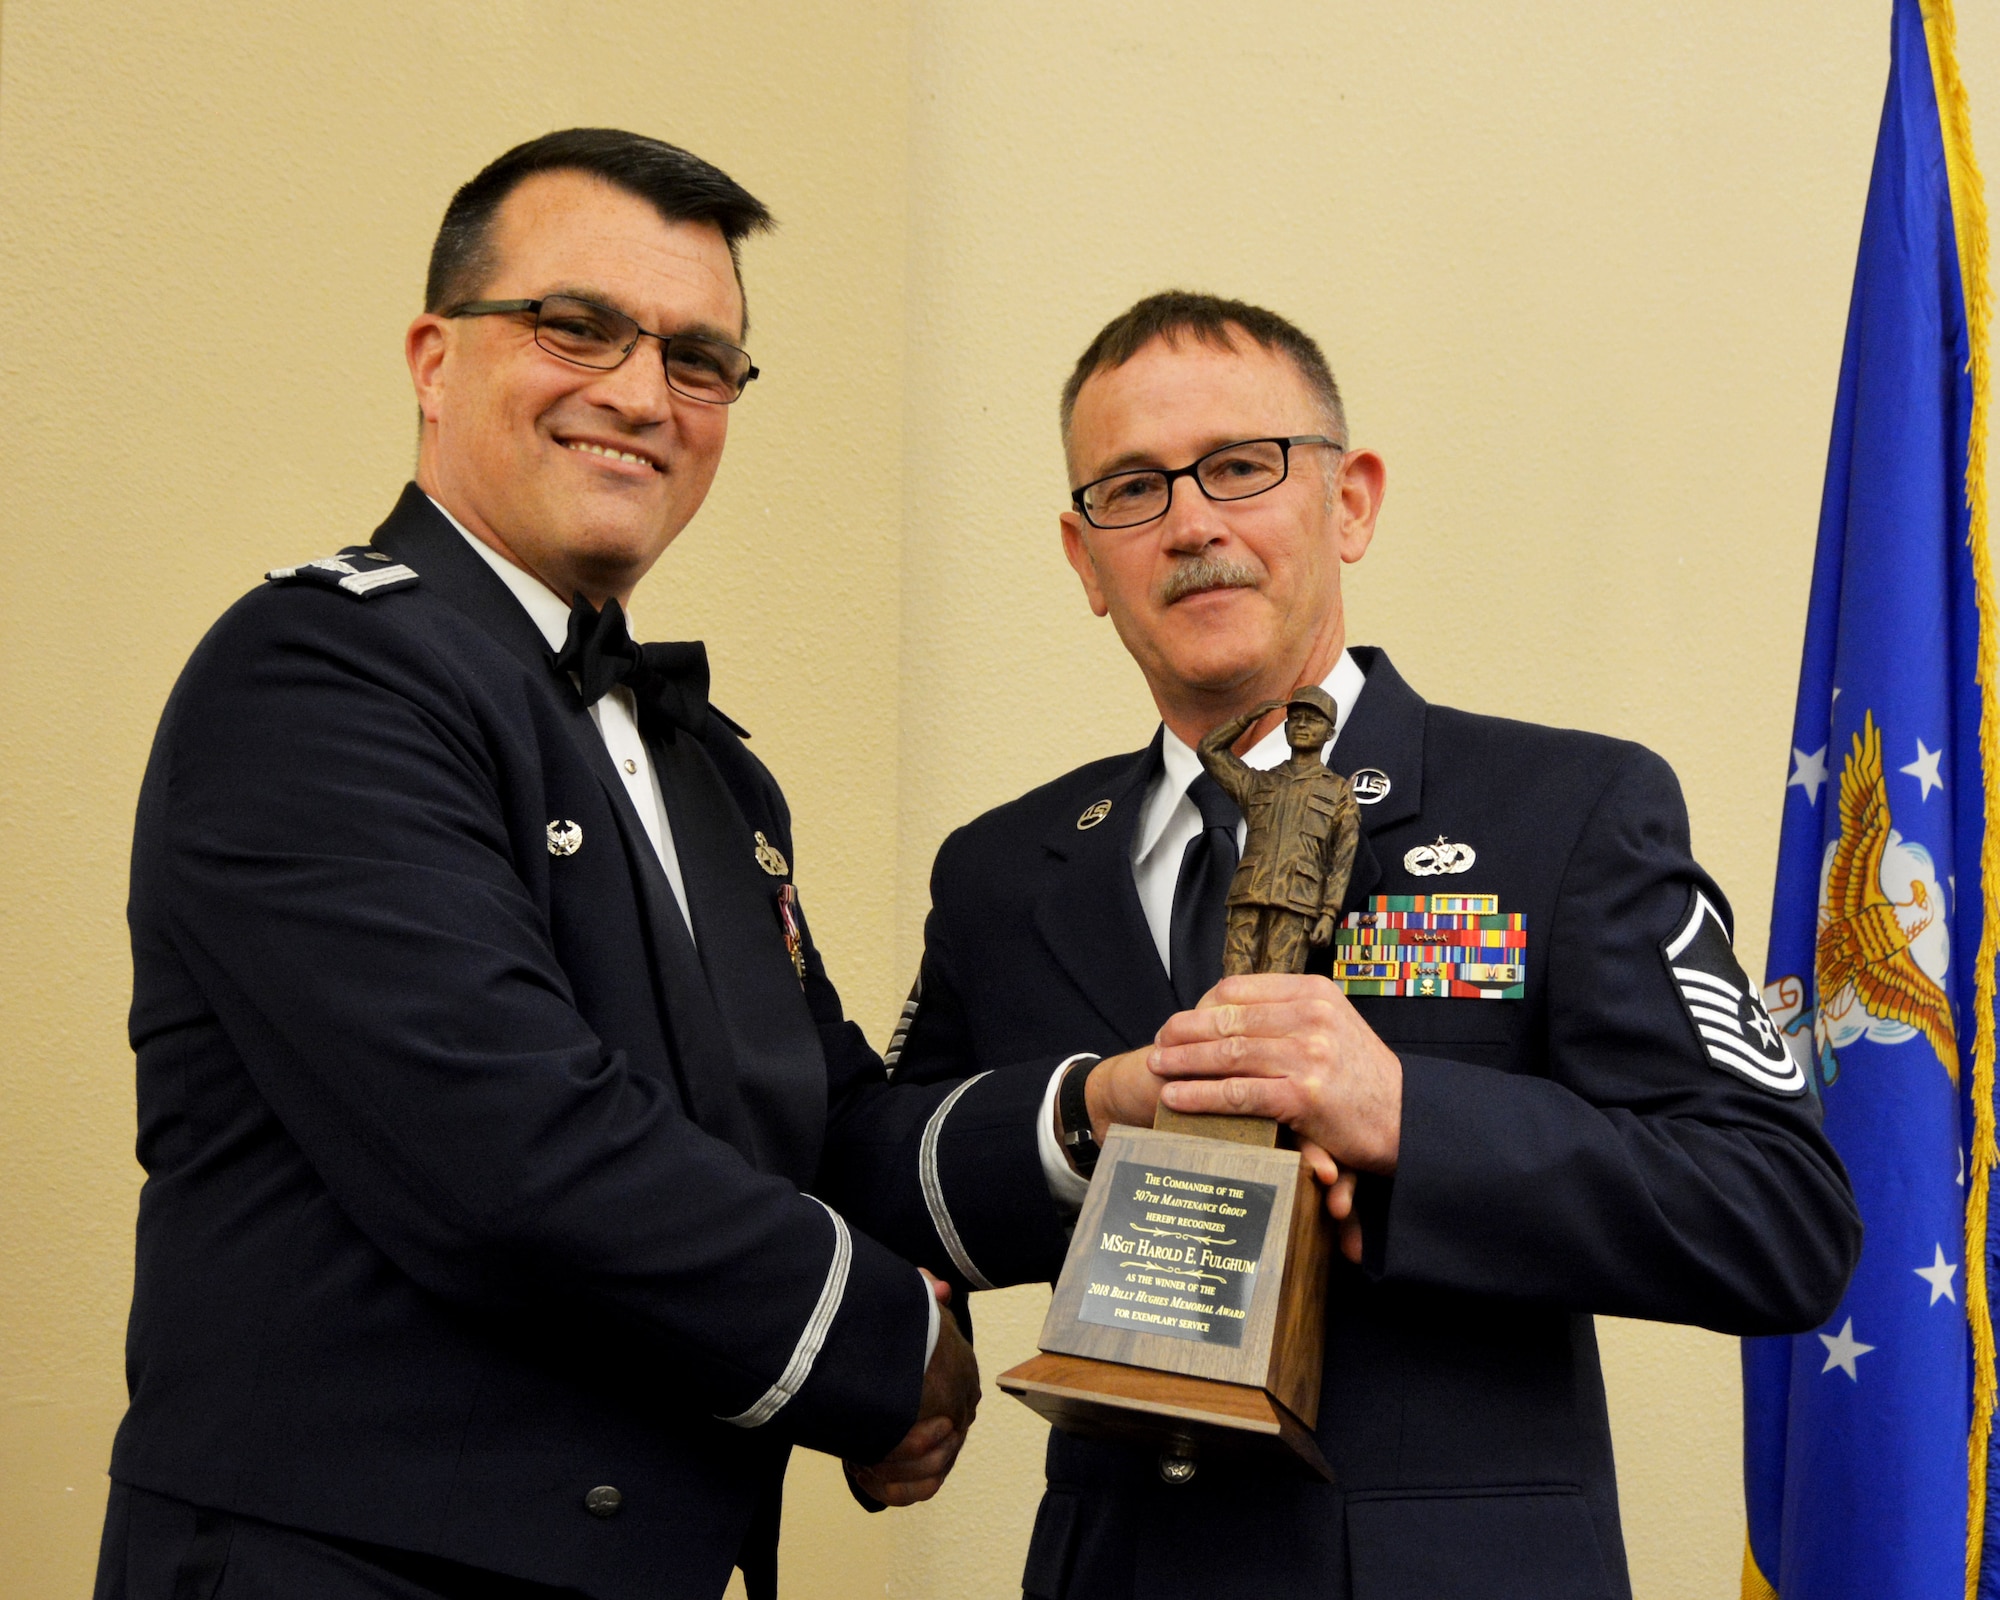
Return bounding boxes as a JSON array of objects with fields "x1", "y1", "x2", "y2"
[
  {"x1": 445, "y1": 294, "x2": 759, "y2": 405},
  {"x1": 1070, "y1": 435, "x2": 1343, "y2": 529}
]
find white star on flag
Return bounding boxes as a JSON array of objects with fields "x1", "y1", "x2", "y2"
[
  {"x1": 1915, "y1": 1245, "x2": 1959, "y2": 1305},
  {"x1": 1788, "y1": 745, "x2": 1829, "y2": 806},
  {"x1": 1900, "y1": 738, "x2": 1944, "y2": 800},
  {"x1": 1819, "y1": 1317, "x2": 1874, "y2": 1380}
]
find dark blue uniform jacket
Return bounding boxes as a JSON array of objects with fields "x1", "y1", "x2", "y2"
[
  {"x1": 836, "y1": 648, "x2": 1860, "y2": 1600},
  {"x1": 112, "y1": 486, "x2": 930, "y2": 1600}
]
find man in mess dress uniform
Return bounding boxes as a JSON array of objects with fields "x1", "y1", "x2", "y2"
[
  {"x1": 95, "y1": 129, "x2": 979, "y2": 1600},
  {"x1": 842, "y1": 291, "x2": 1861, "y2": 1600}
]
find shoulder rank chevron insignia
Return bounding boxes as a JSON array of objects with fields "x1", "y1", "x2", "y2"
[
  {"x1": 1331, "y1": 893, "x2": 1526, "y2": 999},
  {"x1": 266, "y1": 546, "x2": 419, "y2": 599},
  {"x1": 1662, "y1": 887, "x2": 1805, "y2": 1096}
]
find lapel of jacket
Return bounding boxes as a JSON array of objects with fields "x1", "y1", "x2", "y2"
[
  {"x1": 652, "y1": 731, "x2": 825, "y2": 1187},
  {"x1": 1327, "y1": 646, "x2": 1428, "y2": 912},
  {"x1": 370, "y1": 486, "x2": 755, "y2": 1151},
  {"x1": 1033, "y1": 734, "x2": 1180, "y2": 1044}
]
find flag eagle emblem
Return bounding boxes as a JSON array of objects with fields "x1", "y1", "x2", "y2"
[
  {"x1": 1662, "y1": 888, "x2": 1805, "y2": 1095},
  {"x1": 1814, "y1": 710, "x2": 1957, "y2": 1081}
]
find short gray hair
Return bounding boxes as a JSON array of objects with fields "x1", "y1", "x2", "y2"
[{"x1": 1059, "y1": 290, "x2": 1348, "y2": 460}]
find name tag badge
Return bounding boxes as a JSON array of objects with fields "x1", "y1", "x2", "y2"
[{"x1": 1331, "y1": 893, "x2": 1526, "y2": 999}]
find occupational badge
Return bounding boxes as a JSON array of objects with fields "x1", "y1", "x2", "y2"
[
  {"x1": 1076, "y1": 799, "x2": 1113, "y2": 830},
  {"x1": 1403, "y1": 835, "x2": 1476, "y2": 876},
  {"x1": 753, "y1": 831, "x2": 790, "y2": 877},
  {"x1": 1331, "y1": 893, "x2": 1525, "y2": 999},
  {"x1": 546, "y1": 820, "x2": 582, "y2": 857}
]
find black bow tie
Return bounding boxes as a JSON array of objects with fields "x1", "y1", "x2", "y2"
[{"x1": 552, "y1": 594, "x2": 713, "y2": 742}]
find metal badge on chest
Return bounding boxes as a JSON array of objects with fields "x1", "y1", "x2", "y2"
[{"x1": 546, "y1": 820, "x2": 582, "y2": 857}]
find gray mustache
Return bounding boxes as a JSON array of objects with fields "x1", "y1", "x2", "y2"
[{"x1": 1159, "y1": 556, "x2": 1260, "y2": 605}]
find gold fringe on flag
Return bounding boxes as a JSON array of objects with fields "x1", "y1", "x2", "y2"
[
  {"x1": 1919, "y1": 4, "x2": 1994, "y2": 1596},
  {"x1": 1741, "y1": 1539, "x2": 1780, "y2": 1600}
]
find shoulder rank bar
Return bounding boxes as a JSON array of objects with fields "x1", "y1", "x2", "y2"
[
  {"x1": 266, "y1": 547, "x2": 419, "y2": 599},
  {"x1": 1332, "y1": 893, "x2": 1526, "y2": 999}
]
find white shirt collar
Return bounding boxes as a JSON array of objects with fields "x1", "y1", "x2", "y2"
[
  {"x1": 426, "y1": 494, "x2": 575, "y2": 653},
  {"x1": 1133, "y1": 649, "x2": 1367, "y2": 869}
]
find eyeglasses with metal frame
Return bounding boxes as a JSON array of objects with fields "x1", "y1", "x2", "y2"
[
  {"x1": 1069, "y1": 435, "x2": 1343, "y2": 529},
  {"x1": 444, "y1": 294, "x2": 760, "y2": 404}
]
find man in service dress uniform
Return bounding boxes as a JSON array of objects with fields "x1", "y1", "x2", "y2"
[
  {"x1": 845, "y1": 292, "x2": 1862, "y2": 1600},
  {"x1": 95, "y1": 130, "x2": 978, "y2": 1600}
]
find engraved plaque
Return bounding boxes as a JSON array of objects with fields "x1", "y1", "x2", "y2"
[{"x1": 1075, "y1": 1159, "x2": 1276, "y2": 1348}]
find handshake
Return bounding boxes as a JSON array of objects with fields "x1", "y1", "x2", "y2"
[{"x1": 848, "y1": 1269, "x2": 981, "y2": 1506}]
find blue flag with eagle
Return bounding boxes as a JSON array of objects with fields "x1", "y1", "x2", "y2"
[{"x1": 1742, "y1": 2, "x2": 1996, "y2": 1596}]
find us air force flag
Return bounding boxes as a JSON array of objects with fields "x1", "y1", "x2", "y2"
[{"x1": 1743, "y1": 2, "x2": 1997, "y2": 1596}]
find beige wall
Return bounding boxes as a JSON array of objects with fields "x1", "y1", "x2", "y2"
[{"x1": 2, "y1": 3, "x2": 1991, "y2": 1596}]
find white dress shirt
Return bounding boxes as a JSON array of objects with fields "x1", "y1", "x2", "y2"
[
  {"x1": 433, "y1": 499, "x2": 939, "y2": 1364},
  {"x1": 1037, "y1": 650, "x2": 1369, "y2": 1207},
  {"x1": 436, "y1": 499, "x2": 697, "y2": 940}
]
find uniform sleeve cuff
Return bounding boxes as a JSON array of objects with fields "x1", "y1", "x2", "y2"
[
  {"x1": 772, "y1": 1213, "x2": 932, "y2": 1461},
  {"x1": 922, "y1": 1063, "x2": 1075, "y2": 1289},
  {"x1": 1037, "y1": 1054, "x2": 1099, "y2": 1212}
]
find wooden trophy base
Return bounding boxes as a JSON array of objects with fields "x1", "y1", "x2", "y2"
[
  {"x1": 1151, "y1": 1104, "x2": 1280, "y2": 1147},
  {"x1": 998, "y1": 1352, "x2": 1332, "y2": 1482},
  {"x1": 999, "y1": 1118, "x2": 1332, "y2": 1484}
]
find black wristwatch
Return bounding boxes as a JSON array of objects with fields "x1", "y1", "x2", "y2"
[{"x1": 1057, "y1": 1056, "x2": 1103, "y2": 1177}]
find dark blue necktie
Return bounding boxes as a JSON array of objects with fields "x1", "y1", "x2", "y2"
[{"x1": 1169, "y1": 773, "x2": 1241, "y2": 1008}]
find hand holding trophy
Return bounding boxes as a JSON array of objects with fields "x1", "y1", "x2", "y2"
[{"x1": 998, "y1": 687, "x2": 1358, "y2": 1483}]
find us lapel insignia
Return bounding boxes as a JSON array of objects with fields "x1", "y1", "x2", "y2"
[
  {"x1": 1349, "y1": 767, "x2": 1392, "y2": 805},
  {"x1": 777, "y1": 883, "x2": 808, "y2": 983},
  {"x1": 546, "y1": 820, "x2": 582, "y2": 857},
  {"x1": 1404, "y1": 835, "x2": 1476, "y2": 875},
  {"x1": 1077, "y1": 799, "x2": 1113, "y2": 830},
  {"x1": 1332, "y1": 893, "x2": 1526, "y2": 999},
  {"x1": 753, "y1": 831, "x2": 790, "y2": 877}
]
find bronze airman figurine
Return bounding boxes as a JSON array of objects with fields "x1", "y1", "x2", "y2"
[{"x1": 1198, "y1": 684, "x2": 1360, "y2": 978}]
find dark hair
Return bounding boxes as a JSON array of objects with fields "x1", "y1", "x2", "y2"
[
  {"x1": 1059, "y1": 290, "x2": 1346, "y2": 451},
  {"x1": 424, "y1": 128, "x2": 775, "y2": 331}
]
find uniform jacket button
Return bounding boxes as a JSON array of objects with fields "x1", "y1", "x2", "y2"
[{"x1": 584, "y1": 1485, "x2": 622, "y2": 1518}]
